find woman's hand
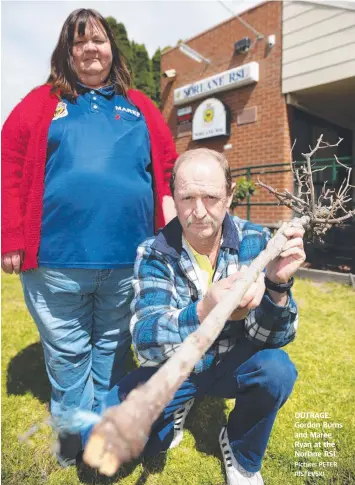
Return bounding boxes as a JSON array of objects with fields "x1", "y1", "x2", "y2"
[
  {"x1": 162, "y1": 195, "x2": 177, "y2": 224},
  {"x1": 1, "y1": 250, "x2": 24, "y2": 274}
]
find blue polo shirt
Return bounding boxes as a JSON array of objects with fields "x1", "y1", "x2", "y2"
[{"x1": 38, "y1": 84, "x2": 154, "y2": 268}]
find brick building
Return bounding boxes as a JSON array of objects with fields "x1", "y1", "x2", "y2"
[{"x1": 161, "y1": 1, "x2": 355, "y2": 225}]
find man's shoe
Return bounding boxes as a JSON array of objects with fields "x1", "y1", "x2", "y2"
[
  {"x1": 169, "y1": 398, "x2": 195, "y2": 449},
  {"x1": 219, "y1": 426, "x2": 264, "y2": 485},
  {"x1": 54, "y1": 432, "x2": 82, "y2": 467}
]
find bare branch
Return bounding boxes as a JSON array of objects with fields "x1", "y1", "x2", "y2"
[
  {"x1": 313, "y1": 210, "x2": 355, "y2": 224},
  {"x1": 268, "y1": 135, "x2": 354, "y2": 227},
  {"x1": 312, "y1": 166, "x2": 328, "y2": 174},
  {"x1": 284, "y1": 189, "x2": 308, "y2": 206},
  {"x1": 301, "y1": 136, "x2": 343, "y2": 159},
  {"x1": 289, "y1": 138, "x2": 297, "y2": 173},
  {"x1": 334, "y1": 154, "x2": 351, "y2": 171}
]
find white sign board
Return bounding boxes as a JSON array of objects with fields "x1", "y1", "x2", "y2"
[
  {"x1": 177, "y1": 106, "x2": 192, "y2": 116},
  {"x1": 174, "y1": 62, "x2": 259, "y2": 106},
  {"x1": 192, "y1": 98, "x2": 230, "y2": 141}
]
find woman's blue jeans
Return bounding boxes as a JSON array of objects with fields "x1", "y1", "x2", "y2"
[
  {"x1": 20, "y1": 267, "x2": 133, "y2": 418},
  {"x1": 83, "y1": 339, "x2": 297, "y2": 473}
]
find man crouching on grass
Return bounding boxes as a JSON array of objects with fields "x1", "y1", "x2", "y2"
[{"x1": 78, "y1": 148, "x2": 305, "y2": 484}]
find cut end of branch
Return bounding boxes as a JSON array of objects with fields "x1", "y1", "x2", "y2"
[
  {"x1": 83, "y1": 434, "x2": 107, "y2": 468},
  {"x1": 83, "y1": 434, "x2": 122, "y2": 476},
  {"x1": 98, "y1": 451, "x2": 120, "y2": 477}
]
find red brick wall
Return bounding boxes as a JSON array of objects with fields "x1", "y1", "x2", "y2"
[{"x1": 161, "y1": 1, "x2": 294, "y2": 224}]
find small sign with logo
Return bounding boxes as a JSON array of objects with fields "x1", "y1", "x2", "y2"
[
  {"x1": 192, "y1": 98, "x2": 230, "y2": 141},
  {"x1": 177, "y1": 106, "x2": 193, "y2": 125}
]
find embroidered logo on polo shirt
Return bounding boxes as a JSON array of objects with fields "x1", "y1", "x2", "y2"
[
  {"x1": 53, "y1": 101, "x2": 68, "y2": 120},
  {"x1": 115, "y1": 106, "x2": 140, "y2": 118}
]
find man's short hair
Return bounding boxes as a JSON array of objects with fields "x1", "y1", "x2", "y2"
[{"x1": 170, "y1": 148, "x2": 233, "y2": 197}]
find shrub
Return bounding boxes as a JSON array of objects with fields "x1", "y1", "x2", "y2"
[{"x1": 230, "y1": 176, "x2": 256, "y2": 209}]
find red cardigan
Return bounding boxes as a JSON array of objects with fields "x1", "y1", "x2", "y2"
[{"x1": 1, "y1": 84, "x2": 178, "y2": 271}]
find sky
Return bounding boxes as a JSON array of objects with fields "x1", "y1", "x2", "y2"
[{"x1": 1, "y1": 0, "x2": 263, "y2": 122}]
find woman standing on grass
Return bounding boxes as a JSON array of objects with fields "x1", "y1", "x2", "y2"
[{"x1": 1, "y1": 8, "x2": 177, "y2": 464}]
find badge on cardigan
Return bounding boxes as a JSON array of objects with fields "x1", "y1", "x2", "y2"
[{"x1": 53, "y1": 101, "x2": 68, "y2": 120}]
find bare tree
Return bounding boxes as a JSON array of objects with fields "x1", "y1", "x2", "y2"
[
  {"x1": 83, "y1": 136, "x2": 354, "y2": 476},
  {"x1": 258, "y1": 136, "x2": 354, "y2": 237}
]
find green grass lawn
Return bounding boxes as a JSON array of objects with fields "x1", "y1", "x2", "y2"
[{"x1": 2, "y1": 274, "x2": 355, "y2": 485}]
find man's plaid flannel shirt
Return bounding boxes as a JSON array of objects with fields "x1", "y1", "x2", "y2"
[{"x1": 130, "y1": 214, "x2": 298, "y2": 373}]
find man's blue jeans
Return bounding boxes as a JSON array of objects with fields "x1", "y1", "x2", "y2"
[
  {"x1": 20, "y1": 267, "x2": 133, "y2": 418},
  {"x1": 82, "y1": 339, "x2": 297, "y2": 473}
]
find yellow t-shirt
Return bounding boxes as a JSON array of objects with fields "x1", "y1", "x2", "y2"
[{"x1": 187, "y1": 242, "x2": 214, "y2": 289}]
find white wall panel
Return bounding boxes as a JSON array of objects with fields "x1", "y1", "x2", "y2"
[
  {"x1": 282, "y1": 1, "x2": 355, "y2": 93},
  {"x1": 283, "y1": 59, "x2": 355, "y2": 92}
]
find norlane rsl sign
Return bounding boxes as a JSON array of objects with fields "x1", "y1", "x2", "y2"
[
  {"x1": 192, "y1": 98, "x2": 231, "y2": 141},
  {"x1": 174, "y1": 62, "x2": 259, "y2": 106}
]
